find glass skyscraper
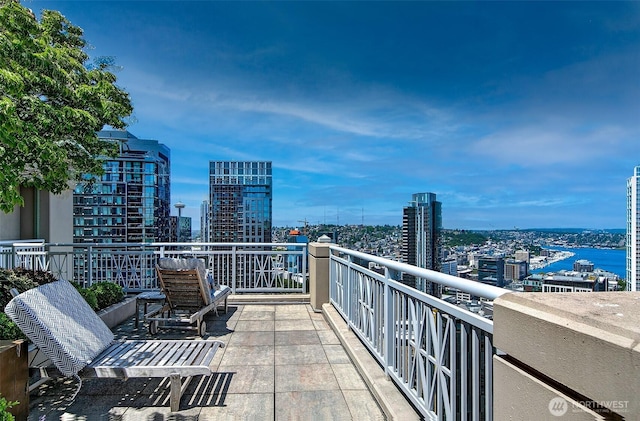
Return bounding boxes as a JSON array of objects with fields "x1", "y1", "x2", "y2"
[
  {"x1": 402, "y1": 192, "x2": 442, "y2": 295},
  {"x1": 200, "y1": 200, "x2": 210, "y2": 242},
  {"x1": 73, "y1": 130, "x2": 171, "y2": 243},
  {"x1": 208, "y1": 161, "x2": 272, "y2": 243},
  {"x1": 627, "y1": 166, "x2": 640, "y2": 291}
]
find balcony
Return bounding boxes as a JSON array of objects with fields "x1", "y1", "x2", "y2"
[{"x1": 0, "y1": 240, "x2": 637, "y2": 419}]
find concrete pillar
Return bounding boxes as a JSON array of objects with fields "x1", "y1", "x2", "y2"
[
  {"x1": 309, "y1": 241, "x2": 331, "y2": 312},
  {"x1": 493, "y1": 292, "x2": 639, "y2": 419}
]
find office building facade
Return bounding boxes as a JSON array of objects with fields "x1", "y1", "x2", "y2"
[
  {"x1": 208, "y1": 161, "x2": 272, "y2": 243},
  {"x1": 628, "y1": 166, "x2": 640, "y2": 291},
  {"x1": 72, "y1": 130, "x2": 171, "y2": 243},
  {"x1": 478, "y1": 256, "x2": 506, "y2": 287},
  {"x1": 573, "y1": 259, "x2": 594, "y2": 273},
  {"x1": 402, "y1": 192, "x2": 442, "y2": 294},
  {"x1": 200, "y1": 200, "x2": 210, "y2": 243},
  {"x1": 170, "y1": 216, "x2": 192, "y2": 242},
  {"x1": 505, "y1": 259, "x2": 528, "y2": 282}
]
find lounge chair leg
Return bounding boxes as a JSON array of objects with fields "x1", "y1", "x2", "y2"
[{"x1": 170, "y1": 373, "x2": 181, "y2": 412}]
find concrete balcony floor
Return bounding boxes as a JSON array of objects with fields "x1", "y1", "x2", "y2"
[{"x1": 27, "y1": 303, "x2": 386, "y2": 420}]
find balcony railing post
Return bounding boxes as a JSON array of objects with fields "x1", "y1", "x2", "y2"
[
  {"x1": 384, "y1": 267, "x2": 392, "y2": 379},
  {"x1": 346, "y1": 254, "x2": 353, "y2": 324},
  {"x1": 309, "y1": 241, "x2": 331, "y2": 312},
  {"x1": 485, "y1": 334, "x2": 493, "y2": 421},
  {"x1": 232, "y1": 245, "x2": 237, "y2": 294},
  {"x1": 11, "y1": 244, "x2": 17, "y2": 269},
  {"x1": 302, "y1": 244, "x2": 308, "y2": 292}
]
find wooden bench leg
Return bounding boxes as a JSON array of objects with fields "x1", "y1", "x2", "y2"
[
  {"x1": 213, "y1": 297, "x2": 229, "y2": 316},
  {"x1": 170, "y1": 373, "x2": 181, "y2": 412}
]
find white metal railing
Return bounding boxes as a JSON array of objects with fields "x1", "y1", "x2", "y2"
[
  {"x1": 1, "y1": 241, "x2": 307, "y2": 294},
  {"x1": 0, "y1": 240, "x2": 48, "y2": 271},
  {"x1": 329, "y1": 245, "x2": 508, "y2": 421},
  {"x1": 15, "y1": 244, "x2": 48, "y2": 271}
]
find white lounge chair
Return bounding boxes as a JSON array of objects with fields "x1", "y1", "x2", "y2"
[{"x1": 4, "y1": 279, "x2": 225, "y2": 412}]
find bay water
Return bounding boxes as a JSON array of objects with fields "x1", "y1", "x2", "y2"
[{"x1": 532, "y1": 246, "x2": 626, "y2": 278}]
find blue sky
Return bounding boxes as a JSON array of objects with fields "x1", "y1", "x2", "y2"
[{"x1": 30, "y1": 1, "x2": 639, "y2": 229}]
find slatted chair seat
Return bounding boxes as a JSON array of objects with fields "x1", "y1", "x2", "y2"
[
  {"x1": 148, "y1": 258, "x2": 231, "y2": 336},
  {"x1": 4, "y1": 279, "x2": 225, "y2": 412}
]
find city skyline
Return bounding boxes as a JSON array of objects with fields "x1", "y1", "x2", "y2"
[{"x1": 30, "y1": 1, "x2": 640, "y2": 230}]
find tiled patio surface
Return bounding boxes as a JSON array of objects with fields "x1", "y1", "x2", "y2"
[{"x1": 27, "y1": 304, "x2": 386, "y2": 420}]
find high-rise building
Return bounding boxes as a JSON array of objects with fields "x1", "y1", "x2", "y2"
[
  {"x1": 72, "y1": 130, "x2": 171, "y2": 243},
  {"x1": 208, "y1": 161, "x2": 272, "y2": 243},
  {"x1": 170, "y1": 216, "x2": 192, "y2": 242},
  {"x1": 505, "y1": 259, "x2": 528, "y2": 282},
  {"x1": 200, "y1": 200, "x2": 210, "y2": 243},
  {"x1": 627, "y1": 166, "x2": 640, "y2": 291},
  {"x1": 402, "y1": 192, "x2": 442, "y2": 294},
  {"x1": 478, "y1": 256, "x2": 506, "y2": 287}
]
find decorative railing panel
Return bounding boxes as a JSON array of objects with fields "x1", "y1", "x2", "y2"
[
  {"x1": 329, "y1": 245, "x2": 506, "y2": 420},
  {"x1": 0, "y1": 241, "x2": 307, "y2": 294},
  {"x1": 0, "y1": 240, "x2": 48, "y2": 271},
  {"x1": 159, "y1": 244, "x2": 307, "y2": 293}
]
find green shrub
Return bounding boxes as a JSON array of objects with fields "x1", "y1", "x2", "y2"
[
  {"x1": 0, "y1": 272, "x2": 126, "y2": 341},
  {"x1": 0, "y1": 268, "x2": 126, "y2": 341},
  {"x1": 0, "y1": 269, "x2": 39, "y2": 310},
  {"x1": 70, "y1": 282, "x2": 98, "y2": 311},
  {"x1": 0, "y1": 313, "x2": 25, "y2": 341},
  {"x1": 11, "y1": 268, "x2": 57, "y2": 287},
  {"x1": 0, "y1": 395, "x2": 18, "y2": 421},
  {"x1": 89, "y1": 282, "x2": 124, "y2": 310},
  {"x1": 79, "y1": 288, "x2": 98, "y2": 311},
  {"x1": 0, "y1": 269, "x2": 58, "y2": 310}
]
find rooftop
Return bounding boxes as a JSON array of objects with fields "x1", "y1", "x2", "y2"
[
  {"x1": 27, "y1": 302, "x2": 390, "y2": 420},
  {"x1": 2, "y1": 240, "x2": 636, "y2": 419}
]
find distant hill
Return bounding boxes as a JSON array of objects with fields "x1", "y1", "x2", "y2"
[
  {"x1": 442, "y1": 231, "x2": 488, "y2": 247},
  {"x1": 520, "y1": 228, "x2": 625, "y2": 234}
]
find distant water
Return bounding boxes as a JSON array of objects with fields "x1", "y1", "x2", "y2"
[{"x1": 532, "y1": 246, "x2": 626, "y2": 278}]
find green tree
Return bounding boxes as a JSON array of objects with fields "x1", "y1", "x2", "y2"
[{"x1": 0, "y1": 0, "x2": 132, "y2": 212}]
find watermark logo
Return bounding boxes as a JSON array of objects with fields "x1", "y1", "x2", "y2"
[
  {"x1": 549, "y1": 397, "x2": 568, "y2": 417},
  {"x1": 548, "y1": 397, "x2": 629, "y2": 416}
]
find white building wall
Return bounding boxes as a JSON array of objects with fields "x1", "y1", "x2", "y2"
[
  {"x1": 0, "y1": 189, "x2": 72, "y2": 244},
  {"x1": 0, "y1": 205, "x2": 21, "y2": 241}
]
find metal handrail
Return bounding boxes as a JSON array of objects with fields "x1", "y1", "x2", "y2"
[
  {"x1": 329, "y1": 245, "x2": 501, "y2": 420},
  {"x1": 330, "y1": 245, "x2": 508, "y2": 300}
]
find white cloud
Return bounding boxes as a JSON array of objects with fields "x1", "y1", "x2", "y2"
[
  {"x1": 120, "y1": 62, "x2": 458, "y2": 146},
  {"x1": 470, "y1": 123, "x2": 634, "y2": 167}
]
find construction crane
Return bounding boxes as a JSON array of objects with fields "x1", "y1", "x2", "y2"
[{"x1": 298, "y1": 219, "x2": 309, "y2": 236}]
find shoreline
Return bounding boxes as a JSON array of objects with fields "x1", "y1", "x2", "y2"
[{"x1": 529, "y1": 250, "x2": 575, "y2": 270}]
